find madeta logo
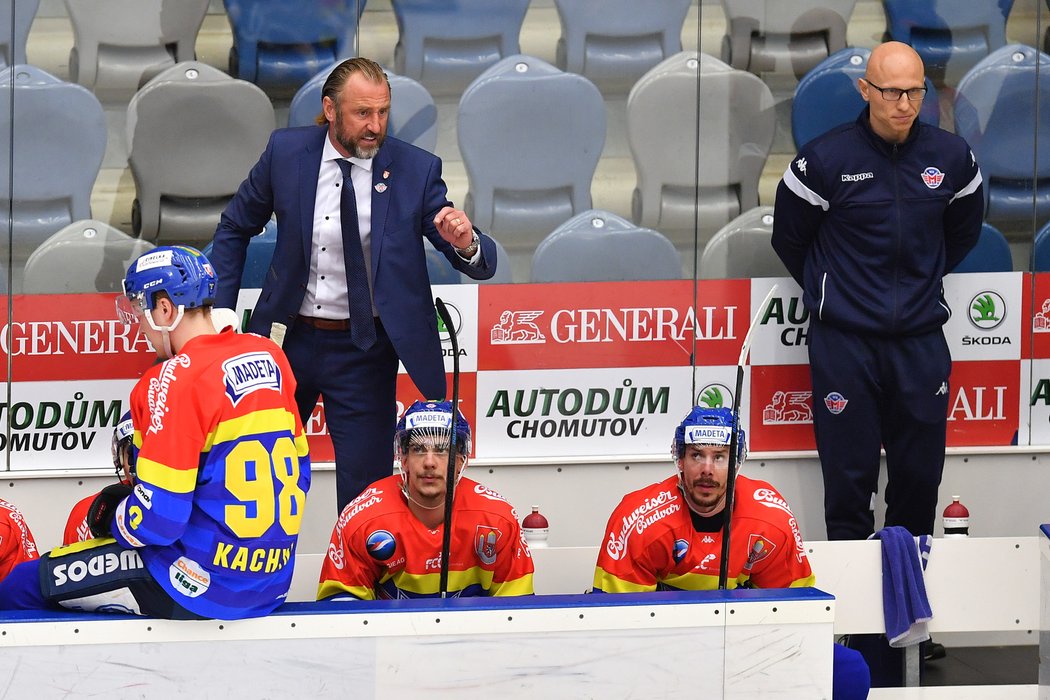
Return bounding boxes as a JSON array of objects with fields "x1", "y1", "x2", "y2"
[{"x1": 968, "y1": 291, "x2": 1005, "y2": 331}]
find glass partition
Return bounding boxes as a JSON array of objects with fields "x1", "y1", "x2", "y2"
[{"x1": 0, "y1": 0, "x2": 1046, "y2": 471}]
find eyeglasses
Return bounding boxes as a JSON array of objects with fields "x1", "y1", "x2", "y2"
[{"x1": 863, "y1": 79, "x2": 927, "y2": 102}]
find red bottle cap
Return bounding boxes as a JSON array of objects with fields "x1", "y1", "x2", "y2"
[{"x1": 522, "y1": 506, "x2": 549, "y2": 529}]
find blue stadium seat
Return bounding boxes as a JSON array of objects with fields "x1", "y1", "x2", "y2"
[
  {"x1": 950, "y1": 223, "x2": 1012, "y2": 273},
  {"x1": 881, "y1": 0, "x2": 1013, "y2": 86},
  {"x1": 531, "y1": 210, "x2": 681, "y2": 283},
  {"x1": 288, "y1": 64, "x2": 438, "y2": 153},
  {"x1": 552, "y1": 0, "x2": 691, "y2": 93},
  {"x1": 1032, "y1": 220, "x2": 1050, "y2": 271},
  {"x1": 391, "y1": 0, "x2": 529, "y2": 96},
  {"x1": 203, "y1": 219, "x2": 277, "y2": 290},
  {"x1": 0, "y1": 0, "x2": 38, "y2": 68},
  {"x1": 0, "y1": 65, "x2": 107, "y2": 287},
  {"x1": 423, "y1": 239, "x2": 461, "y2": 286},
  {"x1": 792, "y1": 47, "x2": 940, "y2": 150},
  {"x1": 462, "y1": 236, "x2": 513, "y2": 284},
  {"x1": 458, "y1": 55, "x2": 605, "y2": 248},
  {"x1": 223, "y1": 0, "x2": 365, "y2": 94},
  {"x1": 720, "y1": 0, "x2": 858, "y2": 78},
  {"x1": 954, "y1": 44, "x2": 1050, "y2": 227}
]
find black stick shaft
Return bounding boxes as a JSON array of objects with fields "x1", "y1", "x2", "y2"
[
  {"x1": 717, "y1": 365, "x2": 745, "y2": 590},
  {"x1": 434, "y1": 298, "x2": 459, "y2": 598}
]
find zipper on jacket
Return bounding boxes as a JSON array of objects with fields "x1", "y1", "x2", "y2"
[{"x1": 891, "y1": 143, "x2": 902, "y2": 333}]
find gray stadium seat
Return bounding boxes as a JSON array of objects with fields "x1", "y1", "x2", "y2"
[
  {"x1": 458, "y1": 55, "x2": 605, "y2": 250},
  {"x1": 552, "y1": 0, "x2": 691, "y2": 93},
  {"x1": 126, "y1": 62, "x2": 275, "y2": 245},
  {"x1": 64, "y1": 0, "x2": 209, "y2": 102},
  {"x1": 628, "y1": 52, "x2": 775, "y2": 247},
  {"x1": 531, "y1": 209, "x2": 681, "y2": 283},
  {"x1": 720, "y1": 0, "x2": 858, "y2": 78},
  {"x1": 288, "y1": 64, "x2": 438, "y2": 153},
  {"x1": 699, "y1": 206, "x2": 787, "y2": 279},
  {"x1": 0, "y1": 65, "x2": 107, "y2": 287},
  {"x1": 23, "y1": 219, "x2": 154, "y2": 293},
  {"x1": 0, "y1": 0, "x2": 39, "y2": 68},
  {"x1": 391, "y1": 0, "x2": 530, "y2": 96}
]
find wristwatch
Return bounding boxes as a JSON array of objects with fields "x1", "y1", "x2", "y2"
[{"x1": 457, "y1": 231, "x2": 480, "y2": 258}]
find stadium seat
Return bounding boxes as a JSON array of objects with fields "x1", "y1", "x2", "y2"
[
  {"x1": 628, "y1": 52, "x2": 775, "y2": 247},
  {"x1": 64, "y1": 0, "x2": 209, "y2": 102},
  {"x1": 0, "y1": 65, "x2": 107, "y2": 287},
  {"x1": 881, "y1": 0, "x2": 1013, "y2": 86},
  {"x1": 203, "y1": 219, "x2": 277, "y2": 290},
  {"x1": 288, "y1": 64, "x2": 438, "y2": 153},
  {"x1": 552, "y1": 0, "x2": 691, "y2": 93},
  {"x1": 949, "y1": 223, "x2": 1012, "y2": 274},
  {"x1": 720, "y1": 0, "x2": 858, "y2": 78},
  {"x1": 530, "y1": 210, "x2": 681, "y2": 283},
  {"x1": 699, "y1": 206, "x2": 788, "y2": 279},
  {"x1": 127, "y1": 62, "x2": 276, "y2": 246},
  {"x1": 23, "y1": 220, "x2": 154, "y2": 294},
  {"x1": 953, "y1": 44, "x2": 1050, "y2": 227},
  {"x1": 423, "y1": 239, "x2": 462, "y2": 286},
  {"x1": 1032, "y1": 219, "x2": 1050, "y2": 271},
  {"x1": 223, "y1": 0, "x2": 365, "y2": 94},
  {"x1": 458, "y1": 55, "x2": 605, "y2": 249},
  {"x1": 792, "y1": 47, "x2": 940, "y2": 150},
  {"x1": 390, "y1": 0, "x2": 529, "y2": 96},
  {"x1": 0, "y1": 0, "x2": 39, "y2": 68}
]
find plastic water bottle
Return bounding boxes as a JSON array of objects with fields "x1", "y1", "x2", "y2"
[
  {"x1": 942, "y1": 495, "x2": 970, "y2": 538},
  {"x1": 522, "y1": 505, "x2": 549, "y2": 548}
]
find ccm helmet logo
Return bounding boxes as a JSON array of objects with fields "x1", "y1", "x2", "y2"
[{"x1": 142, "y1": 279, "x2": 163, "y2": 290}]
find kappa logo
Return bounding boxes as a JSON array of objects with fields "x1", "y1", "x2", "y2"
[
  {"x1": 824, "y1": 391, "x2": 848, "y2": 415},
  {"x1": 935, "y1": 382, "x2": 948, "y2": 396},
  {"x1": 697, "y1": 383, "x2": 732, "y2": 410},
  {"x1": 763, "y1": 391, "x2": 813, "y2": 425},
  {"x1": 701, "y1": 535, "x2": 715, "y2": 544},
  {"x1": 490, "y1": 310, "x2": 546, "y2": 344},
  {"x1": 921, "y1": 166, "x2": 945, "y2": 189},
  {"x1": 795, "y1": 157, "x2": 807, "y2": 175},
  {"x1": 968, "y1": 291, "x2": 1005, "y2": 330},
  {"x1": 841, "y1": 172, "x2": 874, "y2": 183}
]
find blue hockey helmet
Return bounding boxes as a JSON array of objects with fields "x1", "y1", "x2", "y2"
[
  {"x1": 672, "y1": 406, "x2": 746, "y2": 463},
  {"x1": 111, "y1": 410, "x2": 138, "y2": 481},
  {"x1": 117, "y1": 246, "x2": 217, "y2": 325},
  {"x1": 395, "y1": 400, "x2": 472, "y2": 457}
]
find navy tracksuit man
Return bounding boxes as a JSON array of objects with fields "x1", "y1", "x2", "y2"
[{"x1": 772, "y1": 69, "x2": 984, "y2": 540}]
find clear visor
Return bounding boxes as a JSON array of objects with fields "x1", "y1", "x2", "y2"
[{"x1": 115, "y1": 293, "x2": 147, "y2": 327}]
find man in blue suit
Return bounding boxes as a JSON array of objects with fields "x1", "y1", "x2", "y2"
[{"x1": 209, "y1": 57, "x2": 498, "y2": 512}]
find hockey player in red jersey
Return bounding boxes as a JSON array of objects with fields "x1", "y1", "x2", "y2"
[
  {"x1": 0, "y1": 498, "x2": 38, "y2": 583},
  {"x1": 318, "y1": 400, "x2": 533, "y2": 600},
  {"x1": 594, "y1": 405, "x2": 870, "y2": 699},
  {"x1": 63, "y1": 410, "x2": 137, "y2": 545},
  {"x1": 594, "y1": 405, "x2": 814, "y2": 592}
]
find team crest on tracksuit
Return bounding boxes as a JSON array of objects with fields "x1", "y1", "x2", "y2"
[
  {"x1": 475, "y1": 526, "x2": 501, "y2": 565},
  {"x1": 921, "y1": 167, "x2": 944, "y2": 189}
]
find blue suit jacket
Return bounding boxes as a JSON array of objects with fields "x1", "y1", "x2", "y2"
[{"x1": 209, "y1": 126, "x2": 497, "y2": 399}]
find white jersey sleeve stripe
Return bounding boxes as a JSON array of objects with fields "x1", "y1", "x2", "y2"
[
  {"x1": 949, "y1": 168, "x2": 983, "y2": 204},
  {"x1": 782, "y1": 165, "x2": 830, "y2": 211}
]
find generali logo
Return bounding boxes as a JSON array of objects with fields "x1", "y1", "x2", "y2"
[
  {"x1": 762, "y1": 391, "x2": 813, "y2": 425},
  {"x1": 488, "y1": 305, "x2": 737, "y2": 345}
]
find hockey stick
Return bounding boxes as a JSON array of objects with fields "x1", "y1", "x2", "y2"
[
  {"x1": 717, "y1": 284, "x2": 778, "y2": 591},
  {"x1": 434, "y1": 298, "x2": 459, "y2": 598}
]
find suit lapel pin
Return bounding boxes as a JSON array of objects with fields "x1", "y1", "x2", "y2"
[
  {"x1": 375, "y1": 183, "x2": 387, "y2": 193},
  {"x1": 383, "y1": 170, "x2": 390, "y2": 179}
]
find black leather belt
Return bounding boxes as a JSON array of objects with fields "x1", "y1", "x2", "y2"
[{"x1": 297, "y1": 315, "x2": 350, "y2": 331}]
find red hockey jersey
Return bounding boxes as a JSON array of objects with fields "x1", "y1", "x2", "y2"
[
  {"x1": 0, "y1": 498, "x2": 38, "y2": 582},
  {"x1": 318, "y1": 475, "x2": 534, "y2": 600},
  {"x1": 594, "y1": 474, "x2": 814, "y2": 592}
]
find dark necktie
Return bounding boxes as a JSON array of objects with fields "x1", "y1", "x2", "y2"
[{"x1": 336, "y1": 158, "x2": 377, "y2": 350}]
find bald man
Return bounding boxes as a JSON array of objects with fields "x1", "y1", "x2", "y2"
[{"x1": 771, "y1": 42, "x2": 984, "y2": 541}]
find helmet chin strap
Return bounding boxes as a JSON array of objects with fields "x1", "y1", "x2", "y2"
[{"x1": 143, "y1": 306, "x2": 185, "y2": 359}]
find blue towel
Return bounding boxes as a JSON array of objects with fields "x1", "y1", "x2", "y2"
[{"x1": 872, "y1": 526, "x2": 933, "y2": 648}]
